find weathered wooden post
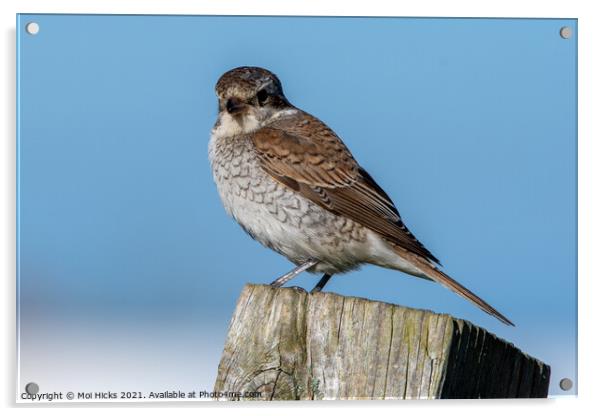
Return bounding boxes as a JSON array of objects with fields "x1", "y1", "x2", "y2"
[{"x1": 214, "y1": 284, "x2": 550, "y2": 400}]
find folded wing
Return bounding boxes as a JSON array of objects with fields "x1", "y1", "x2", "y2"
[{"x1": 251, "y1": 112, "x2": 440, "y2": 265}]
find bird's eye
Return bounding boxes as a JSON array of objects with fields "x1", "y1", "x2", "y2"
[{"x1": 257, "y1": 89, "x2": 269, "y2": 106}]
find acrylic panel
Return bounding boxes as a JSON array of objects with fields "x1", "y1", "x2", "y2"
[{"x1": 16, "y1": 14, "x2": 577, "y2": 401}]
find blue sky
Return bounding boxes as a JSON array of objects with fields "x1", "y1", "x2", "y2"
[{"x1": 17, "y1": 14, "x2": 576, "y2": 397}]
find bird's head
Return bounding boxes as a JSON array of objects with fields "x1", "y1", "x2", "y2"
[{"x1": 213, "y1": 66, "x2": 292, "y2": 137}]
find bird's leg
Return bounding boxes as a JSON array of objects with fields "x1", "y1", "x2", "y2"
[
  {"x1": 270, "y1": 259, "x2": 319, "y2": 288},
  {"x1": 310, "y1": 274, "x2": 333, "y2": 293}
]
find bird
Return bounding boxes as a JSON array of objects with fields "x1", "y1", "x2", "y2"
[{"x1": 208, "y1": 66, "x2": 513, "y2": 326}]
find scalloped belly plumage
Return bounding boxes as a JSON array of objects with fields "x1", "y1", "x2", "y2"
[{"x1": 208, "y1": 134, "x2": 372, "y2": 275}]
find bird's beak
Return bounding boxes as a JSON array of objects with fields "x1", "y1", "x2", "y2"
[{"x1": 226, "y1": 97, "x2": 246, "y2": 115}]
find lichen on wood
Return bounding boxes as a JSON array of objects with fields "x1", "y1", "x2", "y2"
[{"x1": 214, "y1": 284, "x2": 550, "y2": 400}]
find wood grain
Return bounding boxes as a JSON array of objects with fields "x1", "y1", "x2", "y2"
[{"x1": 214, "y1": 284, "x2": 550, "y2": 400}]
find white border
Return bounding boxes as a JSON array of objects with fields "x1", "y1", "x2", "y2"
[{"x1": 2, "y1": 1, "x2": 599, "y2": 415}]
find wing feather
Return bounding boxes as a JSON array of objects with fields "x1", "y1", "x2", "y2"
[{"x1": 252, "y1": 111, "x2": 440, "y2": 264}]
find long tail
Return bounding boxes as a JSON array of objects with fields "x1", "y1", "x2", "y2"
[{"x1": 394, "y1": 248, "x2": 515, "y2": 326}]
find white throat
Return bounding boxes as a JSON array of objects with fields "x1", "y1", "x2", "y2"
[
  {"x1": 211, "y1": 108, "x2": 299, "y2": 140},
  {"x1": 211, "y1": 112, "x2": 261, "y2": 139}
]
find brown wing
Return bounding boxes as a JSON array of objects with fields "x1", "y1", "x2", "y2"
[{"x1": 251, "y1": 112, "x2": 440, "y2": 265}]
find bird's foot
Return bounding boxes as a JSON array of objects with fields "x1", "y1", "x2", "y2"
[
  {"x1": 269, "y1": 259, "x2": 319, "y2": 287},
  {"x1": 310, "y1": 274, "x2": 333, "y2": 294}
]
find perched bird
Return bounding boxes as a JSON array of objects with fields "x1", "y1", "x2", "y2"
[{"x1": 209, "y1": 66, "x2": 513, "y2": 326}]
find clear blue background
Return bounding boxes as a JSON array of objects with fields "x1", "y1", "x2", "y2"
[{"x1": 17, "y1": 14, "x2": 577, "y2": 397}]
